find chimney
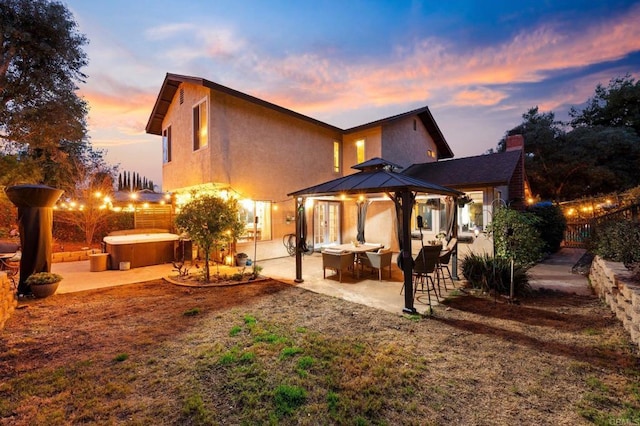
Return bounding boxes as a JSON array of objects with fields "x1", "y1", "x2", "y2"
[{"x1": 506, "y1": 134, "x2": 524, "y2": 151}]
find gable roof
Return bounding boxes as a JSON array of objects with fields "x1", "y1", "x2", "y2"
[
  {"x1": 288, "y1": 157, "x2": 463, "y2": 198},
  {"x1": 146, "y1": 74, "x2": 452, "y2": 160},
  {"x1": 402, "y1": 150, "x2": 523, "y2": 188},
  {"x1": 145, "y1": 73, "x2": 342, "y2": 135},
  {"x1": 344, "y1": 106, "x2": 454, "y2": 159}
]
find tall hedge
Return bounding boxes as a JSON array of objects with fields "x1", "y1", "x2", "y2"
[{"x1": 528, "y1": 202, "x2": 567, "y2": 254}]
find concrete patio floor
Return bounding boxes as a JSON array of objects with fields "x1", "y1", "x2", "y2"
[
  {"x1": 51, "y1": 253, "x2": 455, "y2": 315},
  {"x1": 50, "y1": 248, "x2": 592, "y2": 315}
]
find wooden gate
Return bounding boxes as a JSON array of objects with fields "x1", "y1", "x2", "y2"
[{"x1": 563, "y1": 221, "x2": 592, "y2": 248}]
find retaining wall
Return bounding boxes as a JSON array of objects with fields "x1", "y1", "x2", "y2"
[
  {"x1": 0, "y1": 272, "x2": 17, "y2": 330},
  {"x1": 590, "y1": 256, "x2": 640, "y2": 348},
  {"x1": 52, "y1": 249, "x2": 101, "y2": 263}
]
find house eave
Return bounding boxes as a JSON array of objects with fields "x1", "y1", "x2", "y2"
[{"x1": 145, "y1": 73, "x2": 343, "y2": 136}]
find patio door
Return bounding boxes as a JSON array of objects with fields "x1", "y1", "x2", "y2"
[{"x1": 313, "y1": 201, "x2": 341, "y2": 249}]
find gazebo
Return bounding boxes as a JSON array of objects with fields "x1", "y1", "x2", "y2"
[{"x1": 288, "y1": 158, "x2": 463, "y2": 314}]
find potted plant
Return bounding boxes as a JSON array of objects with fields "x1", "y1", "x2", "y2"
[
  {"x1": 236, "y1": 252, "x2": 249, "y2": 267},
  {"x1": 25, "y1": 272, "x2": 63, "y2": 298}
]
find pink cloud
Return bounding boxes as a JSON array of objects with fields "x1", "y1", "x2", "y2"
[{"x1": 263, "y1": 4, "x2": 640, "y2": 114}]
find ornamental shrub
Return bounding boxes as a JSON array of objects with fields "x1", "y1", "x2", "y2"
[
  {"x1": 528, "y1": 202, "x2": 567, "y2": 254},
  {"x1": 25, "y1": 272, "x2": 63, "y2": 285},
  {"x1": 460, "y1": 253, "x2": 530, "y2": 296},
  {"x1": 487, "y1": 207, "x2": 544, "y2": 267},
  {"x1": 591, "y1": 219, "x2": 640, "y2": 266}
]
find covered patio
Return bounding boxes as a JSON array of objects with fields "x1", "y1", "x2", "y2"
[{"x1": 288, "y1": 158, "x2": 464, "y2": 314}]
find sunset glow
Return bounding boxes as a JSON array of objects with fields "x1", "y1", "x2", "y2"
[{"x1": 65, "y1": 0, "x2": 640, "y2": 187}]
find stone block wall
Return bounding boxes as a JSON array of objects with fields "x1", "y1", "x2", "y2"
[
  {"x1": 0, "y1": 272, "x2": 17, "y2": 330},
  {"x1": 590, "y1": 256, "x2": 640, "y2": 347},
  {"x1": 52, "y1": 249, "x2": 101, "y2": 263}
]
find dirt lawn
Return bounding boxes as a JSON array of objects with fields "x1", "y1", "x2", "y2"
[{"x1": 1, "y1": 279, "x2": 639, "y2": 424}]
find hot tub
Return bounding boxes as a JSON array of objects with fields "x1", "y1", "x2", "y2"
[{"x1": 103, "y1": 233, "x2": 180, "y2": 270}]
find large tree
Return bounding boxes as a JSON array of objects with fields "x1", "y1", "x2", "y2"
[
  {"x1": 569, "y1": 75, "x2": 640, "y2": 136},
  {"x1": 500, "y1": 79, "x2": 640, "y2": 201},
  {"x1": 0, "y1": 0, "x2": 89, "y2": 188}
]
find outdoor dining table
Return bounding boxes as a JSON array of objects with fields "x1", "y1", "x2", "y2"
[
  {"x1": 331, "y1": 242, "x2": 382, "y2": 254},
  {"x1": 330, "y1": 243, "x2": 383, "y2": 277}
]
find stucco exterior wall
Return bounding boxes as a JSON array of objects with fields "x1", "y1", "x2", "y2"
[
  {"x1": 381, "y1": 116, "x2": 437, "y2": 168},
  {"x1": 206, "y1": 89, "x2": 343, "y2": 199},
  {"x1": 342, "y1": 127, "x2": 382, "y2": 173},
  {"x1": 161, "y1": 82, "x2": 344, "y2": 259},
  {"x1": 162, "y1": 84, "x2": 212, "y2": 190}
]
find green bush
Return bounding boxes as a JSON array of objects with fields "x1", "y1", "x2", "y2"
[
  {"x1": 460, "y1": 253, "x2": 530, "y2": 296},
  {"x1": 528, "y1": 202, "x2": 567, "y2": 254},
  {"x1": 488, "y1": 207, "x2": 544, "y2": 267},
  {"x1": 591, "y1": 219, "x2": 640, "y2": 266}
]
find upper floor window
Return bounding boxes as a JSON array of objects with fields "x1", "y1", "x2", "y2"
[
  {"x1": 356, "y1": 139, "x2": 365, "y2": 164},
  {"x1": 162, "y1": 126, "x2": 172, "y2": 163},
  {"x1": 427, "y1": 149, "x2": 436, "y2": 159},
  {"x1": 333, "y1": 141, "x2": 340, "y2": 173},
  {"x1": 193, "y1": 99, "x2": 208, "y2": 151}
]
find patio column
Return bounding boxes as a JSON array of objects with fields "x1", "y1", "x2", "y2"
[
  {"x1": 400, "y1": 190, "x2": 416, "y2": 314},
  {"x1": 452, "y1": 198, "x2": 459, "y2": 280},
  {"x1": 294, "y1": 197, "x2": 305, "y2": 283}
]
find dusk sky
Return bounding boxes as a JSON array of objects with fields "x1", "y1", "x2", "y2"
[{"x1": 65, "y1": 0, "x2": 640, "y2": 189}]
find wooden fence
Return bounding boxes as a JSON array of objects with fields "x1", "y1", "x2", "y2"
[{"x1": 562, "y1": 203, "x2": 640, "y2": 248}]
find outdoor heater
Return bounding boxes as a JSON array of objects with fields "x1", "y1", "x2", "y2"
[{"x1": 5, "y1": 184, "x2": 64, "y2": 295}]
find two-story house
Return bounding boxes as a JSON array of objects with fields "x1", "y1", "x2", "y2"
[
  {"x1": 145, "y1": 73, "x2": 528, "y2": 259},
  {"x1": 146, "y1": 73, "x2": 455, "y2": 258}
]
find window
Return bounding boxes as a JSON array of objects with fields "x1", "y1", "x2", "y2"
[
  {"x1": 414, "y1": 198, "x2": 440, "y2": 231},
  {"x1": 333, "y1": 141, "x2": 340, "y2": 173},
  {"x1": 193, "y1": 99, "x2": 208, "y2": 150},
  {"x1": 458, "y1": 191, "x2": 484, "y2": 234},
  {"x1": 427, "y1": 149, "x2": 436, "y2": 159},
  {"x1": 238, "y1": 200, "x2": 272, "y2": 242},
  {"x1": 162, "y1": 126, "x2": 172, "y2": 163},
  {"x1": 356, "y1": 139, "x2": 365, "y2": 164}
]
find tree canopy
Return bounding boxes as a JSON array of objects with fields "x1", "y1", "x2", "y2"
[
  {"x1": 0, "y1": 0, "x2": 95, "y2": 193},
  {"x1": 569, "y1": 74, "x2": 640, "y2": 136},
  {"x1": 499, "y1": 76, "x2": 640, "y2": 201}
]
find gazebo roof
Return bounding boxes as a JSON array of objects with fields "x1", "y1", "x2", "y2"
[{"x1": 288, "y1": 157, "x2": 463, "y2": 198}]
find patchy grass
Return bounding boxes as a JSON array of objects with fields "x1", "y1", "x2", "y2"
[{"x1": 1, "y1": 279, "x2": 638, "y2": 424}]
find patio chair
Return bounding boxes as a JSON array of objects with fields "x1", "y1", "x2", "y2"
[
  {"x1": 410, "y1": 245, "x2": 441, "y2": 304},
  {"x1": 437, "y1": 249, "x2": 455, "y2": 290},
  {"x1": 322, "y1": 250, "x2": 355, "y2": 283},
  {"x1": 437, "y1": 238, "x2": 457, "y2": 291},
  {"x1": 359, "y1": 248, "x2": 393, "y2": 280},
  {"x1": 0, "y1": 243, "x2": 21, "y2": 290}
]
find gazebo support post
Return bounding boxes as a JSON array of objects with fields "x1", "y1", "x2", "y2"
[
  {"x1": 451, "y1": 200, "x2": 459, "y2": 280},
  {"x1": 400, "y1": 190, "x2": 417, "y2": 314},
  {"x1": 294, "y1": 197, "x2": 304, "y2": 283}
]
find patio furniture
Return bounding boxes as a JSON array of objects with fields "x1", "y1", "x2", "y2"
[
  {"x1": 329, "y1": 243, "x2": 382, "y2": 278},
  {"x1": 359, "y1": 248, "x2": 393, "y2": 280},
  {"x1": 409, "y1": 245, "x2": 442, "y2": 304},
  {"x1": 437, "y1": 238, "x2": 457, "y2": 290},
  {"x1": 0, "y1": 251, "x2": 21, "y2": 289},
  {"x1": 322, "y1": 249, "x2": 355, "y2": 282}
]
